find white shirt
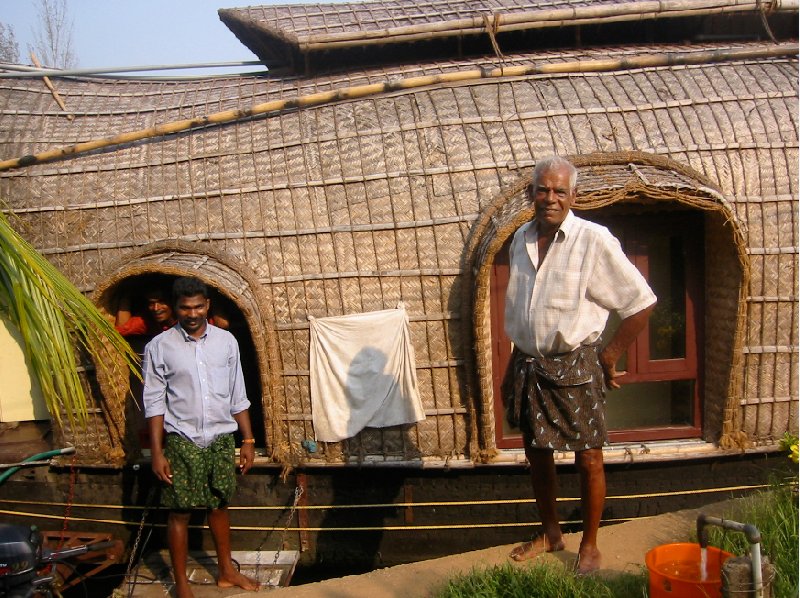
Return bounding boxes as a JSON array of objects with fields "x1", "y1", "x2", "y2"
[
  {"x1": 142, "y1": 323, "x2": 250, "y2": 448},
  {"x1": 504, "y1": 210, "x2": 656, "y2": 357}
]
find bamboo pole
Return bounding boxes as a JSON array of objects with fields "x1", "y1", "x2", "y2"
[
  {"x1": 0, "y1": 43, "x2": 796, "y2": 172},
  {"x1": 280, "y1": 0, "x2": 794, "y2": 50},
  {"x1": 29, "y1": 52, "x2": 74, "y2": 121}
]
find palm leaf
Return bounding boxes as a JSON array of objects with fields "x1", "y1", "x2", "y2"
[{"x1": 0, "y1": 210, "x2": 140, "y2": 428}]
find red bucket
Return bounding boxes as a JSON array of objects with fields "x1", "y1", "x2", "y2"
[{"x1": 645, "y1": 543, "x2": 732, "y2": 598}]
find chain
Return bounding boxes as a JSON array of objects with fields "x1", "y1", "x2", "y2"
[
  {"x1": 253, "y1": 485, "x2": 303, "y2": 586},
  {"x1": 111, "y1": 485, "x2": 156, "y2": 598},
  {"x1": 57, "y1": 453, "x2": 78, "y2": 549},
  {"x1": 275, "y1": 485, "x2": 304, "y2": 565}
]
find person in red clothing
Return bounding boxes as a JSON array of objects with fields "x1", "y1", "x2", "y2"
[{"x1": 115, "y1": 286, "x2": 177, "y2": 337}]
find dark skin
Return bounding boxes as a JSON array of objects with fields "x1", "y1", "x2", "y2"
[
  {"x1": 509, "y1": 163, "x2": 655, "y2": 573},
  {"x1": 148, "y1": 293, "x2": 257, "y2": 597},
  {"x1": 116, "y1": 289, "x2": 176, "y2": 329}
]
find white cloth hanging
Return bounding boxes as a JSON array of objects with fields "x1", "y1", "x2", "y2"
[{"x1": 309, "y1": 306, "x2": 425, "y2": 442}]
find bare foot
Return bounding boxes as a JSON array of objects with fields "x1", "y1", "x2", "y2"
[
  {"x1": 509, "y1": 535, "x2": 565, "y2": 562},
  {"x1": 575, "y1": 545, "x2": 602, "y2": 575},
  {"x1": 173, "y1": 579, "x2": 194, "y2": 598},
  {"x1": 217, "y1": 569, "x2": 259, "y2": 591}
]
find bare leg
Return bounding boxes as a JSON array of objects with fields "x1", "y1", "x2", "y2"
[
  {"x1": 208, "y1": 507, "x2": 259, "y2": 591},
  {"x1": 575, "y1": 448, "x2": 605, "y2": 574},
  {"x1": 510, "y1": 447, "x2": 566, "y2": 561},
  {"x1": 167, "y1": 511, "x2": 194, "y2": 598}
]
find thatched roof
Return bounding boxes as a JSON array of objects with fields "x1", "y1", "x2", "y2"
[
  {"x1": 218, "y1": 0, "x2": 798, "y2": 72},
  {"x1": 0, "y1": 13, "x2": 796, "y2": 464}
]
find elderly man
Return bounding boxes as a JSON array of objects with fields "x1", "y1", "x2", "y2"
[
  {"x1": 504, "y1": 155, "x2": 656, "y2": 574},
  {"x1": 143, "y1": 276, "x2": 258, "y2": 597}
]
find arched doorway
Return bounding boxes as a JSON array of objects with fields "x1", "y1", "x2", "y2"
[
  {"x1": 465, "y1": 152, "x2": 749, "y2": 454},
  {"x1": 89, "y1": 240, "x2": 279, "y2": 463}
]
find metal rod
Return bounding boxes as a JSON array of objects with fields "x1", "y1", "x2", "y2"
[
  {"x1": 0, "y1": 60, "x2": 264, "y2": 79},
  {"x1": 0, "y1": 460, "x2": 51, "y2": 469},
  {"x1": 697, "y1": 514, "x2": 764, "y2": 598}
]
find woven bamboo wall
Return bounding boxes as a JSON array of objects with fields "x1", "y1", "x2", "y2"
[{"x1": 0, "y1": 41, "x2": 796, "y2": 464}]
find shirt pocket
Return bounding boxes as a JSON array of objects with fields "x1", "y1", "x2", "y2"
[
  {"x1": 209, "y1": 366, "x2": 231, "y2": 396},
  {"x1": 205, "y1": 350, "x2": 232, "y2": 397},
  {"x1": 540, "y1": 269, "x2": 584, "y2": 312}
]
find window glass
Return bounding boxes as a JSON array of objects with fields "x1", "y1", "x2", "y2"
[
  {"x1": 606, "y1": 380, "x2": 694, "y2": 429},
  {"x1": 648, "y1": 235, "x2": 686, "y2": 360}
]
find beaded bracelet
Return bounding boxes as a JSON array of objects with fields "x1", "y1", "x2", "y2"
[{"x1": 241, "y1": 438, "x2": 256, "y2": 444}]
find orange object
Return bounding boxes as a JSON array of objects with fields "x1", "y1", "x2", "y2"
[{"x1": 645, "y1": 542, "x2": 733, "y2": 598}]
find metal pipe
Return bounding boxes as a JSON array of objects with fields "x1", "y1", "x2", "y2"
[
  {"x1": 0, "y1": 60, "x2": 264, "y2": 79},
  {"x1": 0, "y1": 460, "x2": 51, "y2": 469},
  {"x1": 697, "y1": 514, "x2": 764, "y2": 598},
  {"x1": 0, "y1": 447, "x2": 76, "y2": 486}
]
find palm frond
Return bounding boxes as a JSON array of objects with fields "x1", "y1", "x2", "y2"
[{"x1": 0, "y1": 210, "x2": 140, "y2": 428}]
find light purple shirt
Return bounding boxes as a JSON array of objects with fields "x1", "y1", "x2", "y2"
[
  {"x1": 142, "y1": 322, "x2": 250, "y2": 448},
  {"x1": 504, "y1": 210, "x2": 656, "y2": 357}
]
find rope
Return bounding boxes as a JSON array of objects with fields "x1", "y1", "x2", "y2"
[
  {"x1": 756, "y1": 0, "x2": 778, "y2": 42},
  {"x1": 0, "y1": 482, "x2": 771, "y2": 511},
  {"x1": 483, "y1": 13, "x2": 505, "y2": 60},
  {"x1": 0, "y1": 483, "x2": 771, "y2": 530},
  {"x1": 0, "y1": 508, "x2": 658, "y2": 532}
]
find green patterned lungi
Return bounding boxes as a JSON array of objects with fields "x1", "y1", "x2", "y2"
[{"x1": 161, "y1": 433, "x2": 236, "y2": 510}]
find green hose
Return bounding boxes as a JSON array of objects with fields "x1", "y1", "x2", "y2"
[{"x1": 0, "y1": 447, "x2": 76, "y2": 486}]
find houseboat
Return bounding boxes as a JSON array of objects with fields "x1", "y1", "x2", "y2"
[{"x1": 0, "y1": 0, "x2": 796, "y2": 575}]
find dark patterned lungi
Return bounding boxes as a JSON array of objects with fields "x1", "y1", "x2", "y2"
[
  {"x1": 161, "y1": 433, "x2": 236, "y2": 510},
  {"x1": 503, "y1": 342, "x2": 607, "y2": 451}
]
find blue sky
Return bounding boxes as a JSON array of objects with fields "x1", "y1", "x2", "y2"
[{"x1": 1, "y1": 0, "x2": 340, "y2": 75}]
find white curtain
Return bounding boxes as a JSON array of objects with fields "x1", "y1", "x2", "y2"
[{"x1": 309, "y1": 306, "x2": 425, "y2": 442}]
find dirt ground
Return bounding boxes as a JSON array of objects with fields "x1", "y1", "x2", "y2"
[{"x1": 125, "y1": 497, "x2": 744, "y2": 598}]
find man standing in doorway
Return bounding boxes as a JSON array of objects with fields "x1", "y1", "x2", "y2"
[
  {"x1": 143, "y1": 276, "x2": 259, "y2": 597},
  {"x1": 504, "y1": 155, "x2": 656, "y2": 574}
]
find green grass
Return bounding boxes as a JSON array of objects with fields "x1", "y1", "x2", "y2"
[
  {"x1": 704, "y1": 480, "x2": 798, "y2": 598},
  {"x1": 434, "y1": 562, "x2": 647, "y2": 598},
  {"x1": 434, "y1": 479, "x2": 798, "y2": 598}
]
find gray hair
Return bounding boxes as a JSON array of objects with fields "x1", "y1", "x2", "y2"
[{"x1": 531, "y1": 155, "x2": 577, "y2": 190}]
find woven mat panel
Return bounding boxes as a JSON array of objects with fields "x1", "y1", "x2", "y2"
[
  {"x1": 703, "y1": 212, "x2": 744, "y2": 443},
  {"x1": 431, "y1": 368, "x2": 459, "y2": 454},
  {"x1": 218, "y1": 0, "x2": 776, "y2": 68},
  {"x1": 415, "y1": 417, "x2": 442, "y2": 457},
  {"x1": 223, "y1": 1, "x2": 553, "y2": 38},
  {"x1": 88, "y1": 332, "x2": 139, "y2": 455},
  {"x1": 745, "y1": 188, "x2": 798, "y2": 238},
  {"x1": 55, "y1": 365, "x2": 125, "y2": 467},
  {"x1": 424, "y1": 319, "x2": 449, "y2": 368},
  {"x1": 742, "y1": 354, "x2": 795, "y2": 439},
  {"x1": 1, "y1": 44, "x2": 796, "y2": 463},
  {"x1": 748, "y1": 303, "x2": 788, "y2": 352},
  {"x1": 281, "y1": 373, "x2": 303, "y2": 420},
  {"x1": 56, "y1": 412, "x2": 123, "y2": 466},
  {"x1": 343, "y1": 426, "x2": 428, "y2": 461}
]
